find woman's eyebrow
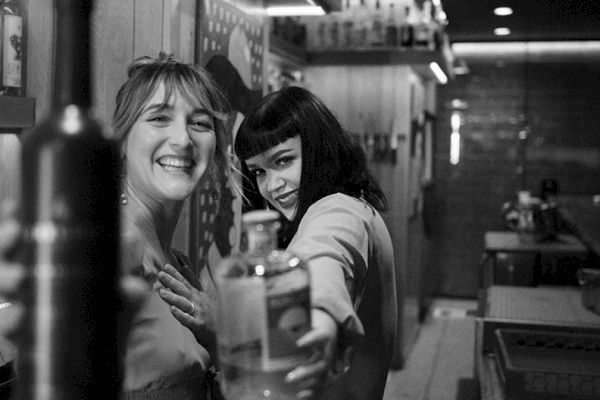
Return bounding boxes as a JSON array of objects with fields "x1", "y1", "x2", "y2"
[
  {"x1": 267, "y1": 148, "x2": 292, "y2": 163},
  {"x1": 141, "y1": 103, "x2": 171, "y2": 114}
]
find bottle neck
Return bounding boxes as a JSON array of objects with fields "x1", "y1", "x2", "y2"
[
  {"x1": 53, "y1": 0, "x2": 93, "y2": 109},
  {"x1": 245, "y1": 225, "x2": 278, "y2": 254}
]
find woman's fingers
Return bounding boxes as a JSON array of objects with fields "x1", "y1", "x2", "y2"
[
  {"x1": 286, "y1": 358, "x2": 328, "y2": 383},
  {"x1": 158, "y1": 287, "x2": 194, "y2": 313},
  {"x1": 169, "y1": 304, "x2": 195, "y2": 326},
  {"x1": 158, "y1": 265, "x2": 188, "y2": 296}
]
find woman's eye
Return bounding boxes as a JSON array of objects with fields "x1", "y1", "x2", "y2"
[
  {"x1": 190, "y1": 119, "x2": 214, "y2": 131},
  {"x1": 276, "y1": 156, "x2": 294, "y2": 167},
  {"x1": 148, "y1": 115, "x2": 170, "y2": 123},
  {"x1": 250, "y1": 169, "x2": 265, "y2": 177}
]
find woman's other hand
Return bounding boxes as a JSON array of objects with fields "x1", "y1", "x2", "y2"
[
  {"x1": 0, "y1": 201, "x2": 24, "y2": 339},
  {"x1": 285, "y1": 308, "x2": 351, "y2": 399},
  {"x1": 157, "y1": 264, "x2": 216, "y2": 353}
]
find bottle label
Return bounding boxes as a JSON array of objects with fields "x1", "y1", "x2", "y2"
[
  {"x1": 263, "y1": 285, "x2": 311, "y2": 370},
  {"x1": 2, "y1": 14, "x2": 22, "y2": 88}
]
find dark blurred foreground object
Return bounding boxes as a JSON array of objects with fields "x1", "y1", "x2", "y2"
[{"x1": 17, "y1": 0, "x2": 121, "y2": 399}]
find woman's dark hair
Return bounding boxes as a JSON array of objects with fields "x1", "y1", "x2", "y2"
[{"x1": 235, "y1": 86, "x2": 387, "y2": 245}]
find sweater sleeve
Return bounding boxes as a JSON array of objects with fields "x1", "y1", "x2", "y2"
[{"x1": 287, "y1": 195, "x2": 370, "y2": 337}]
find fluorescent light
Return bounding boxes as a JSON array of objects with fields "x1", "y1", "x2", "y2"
[
  {"x1": 451, "y1": 113, "x2": 461, "y2": 131},
  {"x1": 450, "y1": 112, "x2": 461, "y2": 165},
  {"x1": 450, "y1": 132, "x2": 460, "y2": 165},
  {"x1": 494, "y1": 27, "x2": 511, "y2": 36},
  {"x1": 429, "y1": 62, "x2": 448, "y2": 84},
  {"x1": 494, "y1": 7, "x2": 513, "y2": 16},
  {"x1": 266, "y1": 5, "x2": 325, "y2": 16},
  {"x1": 452, "y1": 41, "x2": 600, "y2": 61}
]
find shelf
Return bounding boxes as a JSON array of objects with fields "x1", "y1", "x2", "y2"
[
  {"x1": 306, "y1": 47, "x2": 453, "y2": 81},
  {"x1": 0, "y1": 96, "x2": 36, "y2": 133},
  {"x1": 269, "y1": 33, "x2": 307, "y2": 68}
]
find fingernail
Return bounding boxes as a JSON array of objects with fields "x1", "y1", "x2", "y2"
[{"x1": 159, "y1": 289, "x2": 166, "y2": 297}]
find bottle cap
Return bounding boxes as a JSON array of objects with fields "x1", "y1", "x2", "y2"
[{"x1": 242, "y1": 210, "x2": 280, "y2": 226}]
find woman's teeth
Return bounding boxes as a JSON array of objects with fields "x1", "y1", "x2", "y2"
[{"x1": 158, "y1": 157, "x2": 193, "y2": 170}]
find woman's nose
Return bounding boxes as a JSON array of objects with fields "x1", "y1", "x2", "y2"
[
  {"x1": 168, "y1": 119, "x2": 193, "y2": 147},
  {"x1": 266, "y1": 171, "x2": 284, "y2": 192}
]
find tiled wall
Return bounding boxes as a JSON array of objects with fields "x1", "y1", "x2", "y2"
[{"x1": 432, "y1": 60, "x2": 600, "y2": 297}]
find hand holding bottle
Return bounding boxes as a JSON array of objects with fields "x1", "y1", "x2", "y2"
[{"x1": 286, "y1": 308, "x2": 352, "y2": 399}]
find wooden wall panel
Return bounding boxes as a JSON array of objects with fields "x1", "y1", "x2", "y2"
[
  {"x1": 26, "y1": 0, "x2": 54, "y2": 122},
  {"x1": 92, "y1": 0, "x2": 135, "y2": 127},
  {"x1": 169, "y1": 0, "x2": 197, "y2": 62},
  {"x1": 0, "y1": 135, "x2": 22, "y2": 203},
  {"x1": 133, "y1": 0, "x2": 164, "y2": 60}
]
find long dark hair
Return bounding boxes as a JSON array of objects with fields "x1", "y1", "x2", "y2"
[{"x1": 235, "y1": 86, "x2": 387, "y2": 245}]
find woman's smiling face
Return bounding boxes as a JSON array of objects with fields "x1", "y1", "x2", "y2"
[
  {"x1": 245, "y1": 136, "x2": 302, "y2": 221},
  {"x1": 124, "y1": 83, "x2": 216, "y2": 204}
]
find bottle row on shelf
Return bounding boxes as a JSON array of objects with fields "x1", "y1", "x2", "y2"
[{"x1": 304, "y1": 0, "x2": 448, "y2": 52}]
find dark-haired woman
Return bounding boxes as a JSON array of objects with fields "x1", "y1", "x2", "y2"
[{"x1": 235, "y1": 86, "x2": 398, "y2": 400}]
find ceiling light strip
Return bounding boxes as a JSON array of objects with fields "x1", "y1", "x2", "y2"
[
  {"x1": 266, "y1": 5, "x2": 325, "y2": 16},
  {"x1": 453, "y1": 41, "x2": 600, "y2": 58},
  {"x1": 429, "y1": 62, "x2": 448, "y2": 84}
]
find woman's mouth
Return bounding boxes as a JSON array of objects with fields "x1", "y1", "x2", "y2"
[
  {"x1": 157, "y1": 156, "x2": 195, "y2": 172},
  {"x1": 274, "y1": 190, "x2": 298, "y2": 208}
]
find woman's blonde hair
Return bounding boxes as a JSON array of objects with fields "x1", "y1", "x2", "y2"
[{"x1": 113, "y1": 52, "x2": 238, "y2": 201}]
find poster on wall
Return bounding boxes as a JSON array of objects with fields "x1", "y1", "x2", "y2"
[{"x1": 193, "y1": 0, "x2": 265, "y2": 282}]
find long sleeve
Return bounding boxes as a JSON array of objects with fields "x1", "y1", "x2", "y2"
[{"x1": 287, "y1": 194, "x2": 374, "y2": 337}]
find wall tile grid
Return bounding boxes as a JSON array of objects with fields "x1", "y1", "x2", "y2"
[{"x1": 432, "y1": 60, "x2": 600, "y2": 297}]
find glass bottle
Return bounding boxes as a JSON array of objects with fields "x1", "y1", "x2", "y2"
[
  {"x1": 352, "y1": 0, "x2": 368, "y2": 48},
  {"x1": 384, "y1": 3, "x2": 398, "y2": 47},
  {"x1": 216, "y1": 210, "x2": 311, "y2": 400},
  {"x1": 17, "y1": 1, "x2": 121, "y2": 399},
  {"x1": 369, "y1": 0, "x2": 384, "y2": 46},
  {"x1": 0, "y1": 0, "x2": 23, "y2": 96},
  {"x1": 399, "y1": 6, "x2": 414, "y2": 48},
  {"x1": 341, "y1": 0, "x2": 354, "y2": 49}
]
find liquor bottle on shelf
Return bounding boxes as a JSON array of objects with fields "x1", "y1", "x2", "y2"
[
  {"x1": 215, "y1": 210, "x2": 312, "y2": 400},
  {"x1": 316, "y1": 19, "x2": 327, "y2": 50},
  {"x1": 352, "y1": 0, "x2": 368, "y2": 48},
  {"x1": 399, "y1": 5, "x2": 414, "y2": 48},
  {"x1": 341, "y1": 0, "x2": 354, "y2": 49},
  {"x1": 0, "y1": 0, "x2": 23, "y2": 96},
  {"x1": 384, "y1": 2, "x2": 398, "y2": 47},
  {"x1": 414, "y1": 0, "x2": 434, "y2": 49},
  {"x1": 329, "y1": 11, "x2": 340, "y2": 49},
  {"x1": 17, "y1": 0, "x2": 121, "y2": 399},
  {"x1": 369, "y1": 0, "x2": 384, "y2": 47}
]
